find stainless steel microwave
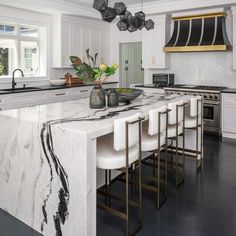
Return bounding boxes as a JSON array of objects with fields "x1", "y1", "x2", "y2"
[{"x1": 153, "y1": 74, "x2": 175, "y2": 87}]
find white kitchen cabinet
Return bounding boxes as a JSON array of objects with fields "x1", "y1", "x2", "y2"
[
  {"x1": 232, "y1": 7, "x2": 236, "y2": 70},
  {"x1": 142, "y1": 15, "x2": 170, "y2": 69},
  {"x1": 1, "y1": 91, "x2": 49, "y2": 110},
  {"x1": 221, "y1": 93, "x2": 236, "y2": 139},
  {"x1": 52, "y1": 14, "x2": 109, "y2": 68},
  {"x1": 0, "y1": 83, "x2": 118, "y2": 110}
]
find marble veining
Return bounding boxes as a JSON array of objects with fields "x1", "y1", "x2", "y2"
[{"x1": 0, "y1": 92, "x2": 192, "y2": 236}]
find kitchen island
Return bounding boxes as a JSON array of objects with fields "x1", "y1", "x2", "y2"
[{"x1": 0, "y1": 92, "x2": 202, "y2": 236}]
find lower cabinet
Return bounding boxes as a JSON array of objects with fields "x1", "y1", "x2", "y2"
[
  {"x1": 221, "y1": 93, "x2": 236, "y2": 139},
  {"x1": 0, "y1": 83, "x2": 117, "y2": 110}
]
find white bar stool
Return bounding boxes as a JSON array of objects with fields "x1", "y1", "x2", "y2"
[
  {"x1": 141, "y1": 105, "x2": 170, "y2": 209},
  {"x1": 184, "y1": 96, "x2": 203, "y2": 172},
  {"x1": 97, "y1": 113, "x2": 143, "y2": 236},
  {"x1": 167, "y1": 100, "x2": 187, "y2": 187}
]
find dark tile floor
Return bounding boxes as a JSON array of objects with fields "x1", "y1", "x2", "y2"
[
  {"x1": 1, "y1": 134, "x2": 236, "y2": 236},
  {"x1": 97, "y1": 134, "x2": 236, "y2": 236}
]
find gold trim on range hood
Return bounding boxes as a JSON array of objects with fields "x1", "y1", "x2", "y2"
[{"x1": 163, "y1": 12, "x2": 232, "y2": 53}]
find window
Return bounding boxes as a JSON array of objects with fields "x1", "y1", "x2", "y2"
[
  {"x1": 0, "y1": 24, "x2": 16, "y2": 35},
  {"x1": 0, "y1": 23, "x2": 44, "y2": 78},
  {"x1": 20, "y1": 41, "x2": 39, "y2": 75}
]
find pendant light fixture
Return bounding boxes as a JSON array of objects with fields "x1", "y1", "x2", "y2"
[{"x1": 93, "y1": 0, "x2": 154, "y2": 32}]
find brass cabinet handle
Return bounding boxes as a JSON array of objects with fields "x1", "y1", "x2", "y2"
[{"x1": 55, "y1": 93, "x2": 66, "y2": 96}]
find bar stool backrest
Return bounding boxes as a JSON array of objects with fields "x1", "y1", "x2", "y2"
[
  {"x1": 190, "y1": 96, "x2": 202, "y2": 117},
  {"x1": 168, "y1": 100, "x2": 184, "y2": 125},
  {"x1": 148, "y1": 106, "x2": 167, "y2": 136},
  {"x1": 113, "y1": 113, "x2": 141, "y2": 152}
]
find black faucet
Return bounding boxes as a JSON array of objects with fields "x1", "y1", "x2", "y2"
[{"x1": 12, "y1": 69, "x2": 24, "y2": 90}]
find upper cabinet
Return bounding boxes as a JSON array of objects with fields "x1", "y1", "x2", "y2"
[
  {"x1": 142, "y1": 15, "x2": 170, "y2": 69},
  {"x1": 52, "y1": 14, "x2": 110, "y2": 68}
]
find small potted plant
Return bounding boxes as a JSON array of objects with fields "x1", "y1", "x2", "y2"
[{"x1": 70, "y1": 49, "x2": 118, "y2": 109}]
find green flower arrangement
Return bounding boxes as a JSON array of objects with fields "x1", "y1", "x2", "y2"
[{"x1": 70, "y1": 49, "x2": 118, "y2": 85}]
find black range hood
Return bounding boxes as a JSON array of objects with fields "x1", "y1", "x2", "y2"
[{"x1": 164, "y1": 12, "x2": 232, "y2": 52}]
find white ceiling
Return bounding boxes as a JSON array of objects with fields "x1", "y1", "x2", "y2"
[
  {"x1": 62, "y1": 0, "x2": 177, "y2": 7},
  {"x1": 0, "y1": 0, "x2": 234, "y2": 19}
]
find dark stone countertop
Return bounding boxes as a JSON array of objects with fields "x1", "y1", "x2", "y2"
[
  {"x1": 135, "y1": 84, "x2": 167, "y2": 89},
  {"x1": 221, "y1": 88, "x2": 236, "y2": 94},
  {"x1": 0, "y1": 82, "x2": 118, "y2": 95}
]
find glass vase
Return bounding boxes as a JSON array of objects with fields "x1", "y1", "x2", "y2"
[{"x1": 89, "y1": 84, "x2": 106, "y2": 109}]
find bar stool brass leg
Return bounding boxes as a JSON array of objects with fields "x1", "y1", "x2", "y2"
[
  {"x1": 182, "y1": 128, "x2": 185, "y2": 179},
  {"x1": 153, "y1": 152, "x2": 156, "y2": 177},
  {"x1": 157, "y1": 149, "x2": 161, "y2": 209},
  {"x1": 165, "y1": 139, "x2": 168, "y2": 195},
  {"x1": 109, "y1": 170, "x2": 111, "y2": 207},
  {"x1": 125, "y1": 167, "x2": 129, "y2": 236},
  {"x1": 125, "y1": 122, "x2": 129, "y2": 236},
  {"x1": 196, "y1": 125, "x2": 199, "y2": 173},
  {"x1": 200, "y1": 122, "x2": 203, "y2": 170},
  {"x1": 105, "y1": 170, "x2": 108, "y2": 206},
  {"x1": 175, "y1": 138, "x2": 179, "y2": 187},
  {"x1": 171, "y1": 140, "x2": 173, "y2": 168}
]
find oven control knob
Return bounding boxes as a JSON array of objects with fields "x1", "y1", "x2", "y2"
[
  {"x1": 214, "y1": 96, "x2": 218, "y2": 100},
  {"x1": 203, "y1": 95, "x2": 207, "y2": 99},
  {"x1": 209, "y1": 95, "x2": 213, "y2": 99}
]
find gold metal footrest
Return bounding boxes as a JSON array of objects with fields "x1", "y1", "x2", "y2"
[
  {"x1": 97, "y1": 203, "x2": 127, "y2": 220},
  {"x1": 97, "y1": 189, "x2": 140, "y2": 208},
  {"x1": 116, "y1": 177, "x2": 160, "y2": 193}
]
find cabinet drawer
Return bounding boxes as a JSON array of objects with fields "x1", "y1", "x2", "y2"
[
  {"x1": 52, "y1": 91, "x2": 69, "y2": 97},
  {"x1": 11, "y1": 92, "x2": 48, "y2": 104}
]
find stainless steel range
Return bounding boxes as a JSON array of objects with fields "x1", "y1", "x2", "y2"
[{"x1": 165, "y1": 85, "x2": 227, "y2": 134}]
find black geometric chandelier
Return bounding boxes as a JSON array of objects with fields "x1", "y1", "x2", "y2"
[{"x1": 93, "y1": 0, "x2": 154, "y2": 32}]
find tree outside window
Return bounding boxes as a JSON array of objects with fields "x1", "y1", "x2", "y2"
[{"x1": 0, "y1": 48, "x2": 8, "y2": 76}]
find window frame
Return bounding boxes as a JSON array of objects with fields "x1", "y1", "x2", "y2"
[{"x1": 0, "y1": 22, "x2": 48, "y2": 82}]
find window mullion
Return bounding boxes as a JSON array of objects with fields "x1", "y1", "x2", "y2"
[{"x1": 16, "y1": 26, "x2": 21, "y2": 71}]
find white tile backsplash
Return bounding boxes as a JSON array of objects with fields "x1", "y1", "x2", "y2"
[{"x1": 145, "y1": 51, "x2": 236, "y2": 88}]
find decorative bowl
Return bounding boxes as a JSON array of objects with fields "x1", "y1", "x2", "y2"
[
  {"x1": 50, "y1": 79, "x2": 66, "y2": 86},
  {"x1": 105, "y1": 88, "x2": 143, "y2": 103}
]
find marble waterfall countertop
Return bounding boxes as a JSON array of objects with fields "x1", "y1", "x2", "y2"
[{"x1": 0, "y1": 92, "x2": 195, "y2": 236}]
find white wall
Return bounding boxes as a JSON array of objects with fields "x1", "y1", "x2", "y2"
[
  {"x1": 110, "y1": 7, "x2": 236, "y2": 88},
  {"x1": 145, "y1": 51, "x2": 236, "y2": 87},
  {"x1": 144, "y1": 10, "x2": 236, "y2": 88}
]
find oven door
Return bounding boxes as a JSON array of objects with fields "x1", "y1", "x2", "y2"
[{"x1": 203, "y1": 101, "x2": 220, "y2": 133}]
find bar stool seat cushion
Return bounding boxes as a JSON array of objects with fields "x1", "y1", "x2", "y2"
[
  {"x1": 141, "y1": 123, "x2": 165, "y2": 152},
  {"x1": 97, "y1": 133, "x2": 139, "y2": 170},
  {"x1": 185, "y1": 115, "x2": 202, "y2": 128},
  {"x1": 166, "y1": 122, "x2": 183, "y2": 138}
]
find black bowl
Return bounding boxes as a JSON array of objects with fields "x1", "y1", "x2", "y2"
[{"x1": 105, "y1": 88, "x2": 143, "y2": 103}]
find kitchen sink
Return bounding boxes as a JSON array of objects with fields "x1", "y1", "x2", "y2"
[{"x1": 1, "y1": 87, "x2": 41, "y2": 92}]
